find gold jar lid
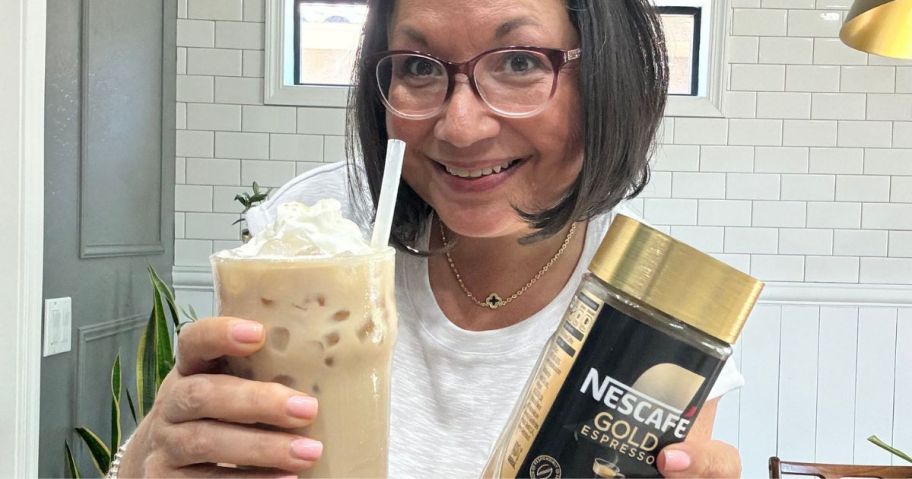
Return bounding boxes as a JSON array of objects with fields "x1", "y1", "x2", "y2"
[{"x1": 589, "y1": 215, "x2": 763, "y2": 344}]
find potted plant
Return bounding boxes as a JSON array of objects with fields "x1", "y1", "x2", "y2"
[
  {"x1": 233, "y1": 181, "x2": 271, "y2": 243},
  {"x1": 65, "y1": 267, "x2": 195, "y2": 478}
]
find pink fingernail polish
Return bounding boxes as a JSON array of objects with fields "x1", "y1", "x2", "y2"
[
  {"x1": 231, "y1": 321, "x2": 263, "y2": 343},
  {"x1": 286, "y1": 396, "x2": 318, "y2": 418},
  {"x1": 291, "y1": 438, "x2": 323, "y2": 460},
  {"x1": 662, "y1": 450, "x2": 691, "y2": 472}
]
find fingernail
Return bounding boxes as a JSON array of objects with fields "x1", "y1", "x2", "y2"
[
  {"x1": 286, "y1": 396, "x2": 318, "y2": 418},
  {"x1": 662, "y1": 450, "x2": 691, "y2": 472},
  {"x1": 231, "y1": 321, "x2": 263, "y2": 343},
  {"x1": 291, "y1": 438, "x2": 323, "y2": 460}
]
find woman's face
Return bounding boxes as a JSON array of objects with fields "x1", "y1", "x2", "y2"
[{"x1": 386, "y1": 0, "x2": 583, "y2": 239}]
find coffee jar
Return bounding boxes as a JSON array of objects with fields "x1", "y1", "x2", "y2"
[{"x1": 483, "y1": 215, "x2": 763, "y2": 478}]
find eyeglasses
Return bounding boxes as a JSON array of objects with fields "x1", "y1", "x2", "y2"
[{"x1": 367, "y1": 46, "x2": 581, "y2": 120}]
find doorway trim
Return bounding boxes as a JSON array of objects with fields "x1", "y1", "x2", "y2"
[{"x1": 0, "y1": 0, "x2": 46, "y2": 475}]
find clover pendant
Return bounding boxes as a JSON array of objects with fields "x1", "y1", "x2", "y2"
[{"x1": 485, "y1": 293, "x2": 504, "y2": 309}]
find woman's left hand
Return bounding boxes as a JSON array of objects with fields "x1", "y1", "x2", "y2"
[
  {"x1": 656, "y1": 398, "x2": 742, "y2": 478},
  {"x1": 657, "y1": 439, "x2": 742, "y2": 478}
]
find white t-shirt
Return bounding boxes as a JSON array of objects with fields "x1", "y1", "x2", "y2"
[{"x1": 247, "y1": 162, "x2": 744, "y2": 478}]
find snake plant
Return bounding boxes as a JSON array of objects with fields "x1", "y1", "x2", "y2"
[{"x1": 64, "y1": 266, "x2": 195, "y2": 477}]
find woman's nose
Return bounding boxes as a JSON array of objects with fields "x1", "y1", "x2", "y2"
[{"x1": 433, "y1": 74, "x2": 501, "y2": 148}]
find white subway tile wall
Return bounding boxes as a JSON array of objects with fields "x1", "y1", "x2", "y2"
[
  {"x1": 175, "y1": 0, "x2": 912, "y2": 285},
  {"x1": 810, "y1": 93, "x2": 866, "y2": 120},
  {"x1": 701, "y1": 145, "x2": 755, "y2": 172},
  {"x1": 812, "y1": 38, "x2": 867, "y2": 65},
  {"x1": 724, "y1": 91, "x2": 759, "y2": 118},
  {"x1": 898, "y1": 68, "x2": 912, "y2": 93},
  {"x1": 809, "y1": 147, "x2": 863, "y2": 173},
  {"x1": 755, "y1": 146, "x2": 810, "y2": 173}
]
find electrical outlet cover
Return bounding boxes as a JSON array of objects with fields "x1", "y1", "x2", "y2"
[{"x1": 43, "y1": 297, "x2": 72, "y2": 357}]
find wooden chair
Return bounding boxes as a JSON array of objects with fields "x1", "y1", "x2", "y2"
[{"x1": 770, "y1": 456, "x2": 912, "y2": 479}]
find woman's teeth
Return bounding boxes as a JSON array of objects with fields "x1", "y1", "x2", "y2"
[{"x1": 445, "y1": 159, "x2": 517, "y2": 179}]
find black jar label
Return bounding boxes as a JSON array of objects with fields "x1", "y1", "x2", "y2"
[{"x1": 498, "y1": 291, "x2": 725, "y2": 478}]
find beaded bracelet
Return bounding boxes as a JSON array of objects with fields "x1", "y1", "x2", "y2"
[{"x1": 105, "y1": 436, "x2": 132, "y2": 479}]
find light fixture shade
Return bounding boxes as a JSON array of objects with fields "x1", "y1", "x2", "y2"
[{"x1": 840, "y1": 0, "x2": 912, "y2": 59}]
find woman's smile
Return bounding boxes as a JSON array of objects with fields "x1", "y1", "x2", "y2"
[{"x1": 432, "y1": 156, "x2": 528, "y2": 194}]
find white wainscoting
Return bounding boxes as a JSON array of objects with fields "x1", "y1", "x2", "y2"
[{"x1": 174, "y1": 265, "x2": 912, "y2": 477}]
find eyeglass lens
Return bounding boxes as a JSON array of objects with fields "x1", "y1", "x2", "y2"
[{"x1": 375, "y1": 50, "x2": 556, "y2": 118}]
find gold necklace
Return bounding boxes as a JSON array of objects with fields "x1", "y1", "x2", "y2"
[{"x1": 440, "y1": 222, "x2": 578, "y2": 310}]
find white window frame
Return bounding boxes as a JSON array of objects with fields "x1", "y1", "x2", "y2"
[
  {"x1": 656, "y1": 0, "x2": 730, "y2": 118},
  {"x1": 266, "y1": 0, "x2": 730, "y2": 117},
  {"x1": 264, "y1": 0, "x2": 351, "y2": 107}
]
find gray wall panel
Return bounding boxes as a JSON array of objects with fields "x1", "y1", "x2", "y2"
[
  {"x1": 81, "y1": 0, "x2": 165, "y2": 257},
  {"x1": 41, "y1": 0, "x2": 176, "y2": 476}
]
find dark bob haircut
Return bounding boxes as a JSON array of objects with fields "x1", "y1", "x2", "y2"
[{"x1": 345, "y1": 0, "x2": 669, "y2": 253}]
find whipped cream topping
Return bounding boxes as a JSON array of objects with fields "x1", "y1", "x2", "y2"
[{"x1": 217, "y1": 199, "x2": 373, "y2": 258}]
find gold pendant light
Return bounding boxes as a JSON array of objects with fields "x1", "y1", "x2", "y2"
[{"x1": 840, "y1": 0, "x2": 912, "y2": 60}]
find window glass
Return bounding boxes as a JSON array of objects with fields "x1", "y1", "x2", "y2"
[
  {"x1": 296, "y1": 1, "x2": 367, "y2": 85},
  {"x1": 659, "y1": 7, "x2": 701, "y2": 96}
]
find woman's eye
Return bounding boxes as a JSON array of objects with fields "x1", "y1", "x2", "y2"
[
  {"x1": 404, "y1": 57, "x2": 440, "y2": 77},
  {"x1": 502, "y1": 53, "x2": 544, "y2": 73}
]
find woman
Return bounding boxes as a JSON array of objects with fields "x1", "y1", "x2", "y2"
[{"x1": 115, "y1": 0, "x2": 743, "y2": 477}]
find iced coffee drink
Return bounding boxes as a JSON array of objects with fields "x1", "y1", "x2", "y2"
[{"x1": 211, "y1": 200, "x2": 397, "y2": 478}]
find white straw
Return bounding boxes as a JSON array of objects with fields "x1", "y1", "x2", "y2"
[{"x1": 370, "y1": 139, "x2": 406, "y2": 250}]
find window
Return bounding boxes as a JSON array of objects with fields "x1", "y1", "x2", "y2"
[
  {"x1": 265, "y1": 0, "x2": 357, "y2": 107},
  {"x1": 658, "y1": 6, "x2": 701, "y2": 96},
  {"x1": 656, "y1": 0, "x2": 729, "y2": 117},
  {"x1": 294, "y1": 1, "x2": 367, "y2": 86},
  {"x1": 266, "y1": 0, "x2": 728, "y2": 116}
]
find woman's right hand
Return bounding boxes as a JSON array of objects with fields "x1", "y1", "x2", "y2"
[{"x1": 116, "y1": 317, "x2": 323, "y2": 478}]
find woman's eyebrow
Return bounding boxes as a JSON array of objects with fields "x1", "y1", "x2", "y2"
[
  {"x1": 393, "y1": 26, "x2": 429, "y2": 48},
  {"x1": 495, "y1": 17, "x2": 542, "y2": 39},
  {"x1": 393, "y1": 16, "x2": 542, "y2": 48}
]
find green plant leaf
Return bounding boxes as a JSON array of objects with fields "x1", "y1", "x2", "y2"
[
  {"x1": 152, "y1": 286, "x2": 174, "y2": 382},
  {"x1": 136, "y1": 312, "x2": 157, "y2": 420},
  {"x1": 149, "y1": 265, "x2": 181, "y2": 330},
  {"x1": 137, "y1": 266, "x2": 182, "y2": 421},
  {"x1": 234, "y1": 182, "x2": 271, "y2": 215},
  {"x1": 125, "y1": 388, "x2": 138, "y2": 426},
  {"x1": 868, "y1": 435, "x2": 912, "y2": 464},
  {"x1": 110, "y1": 355, "x2": 122, "y2": 456},
  {"x1": 74, "y1": 427, "x2": 111, "y2": 476},
  {"x1": 64, "y1": 441, "x2": 82, "y2": 479}
]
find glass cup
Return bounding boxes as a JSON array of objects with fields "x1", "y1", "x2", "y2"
[{"x1": 211, "y1": 248, "x2": 397, "y2": 477}]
